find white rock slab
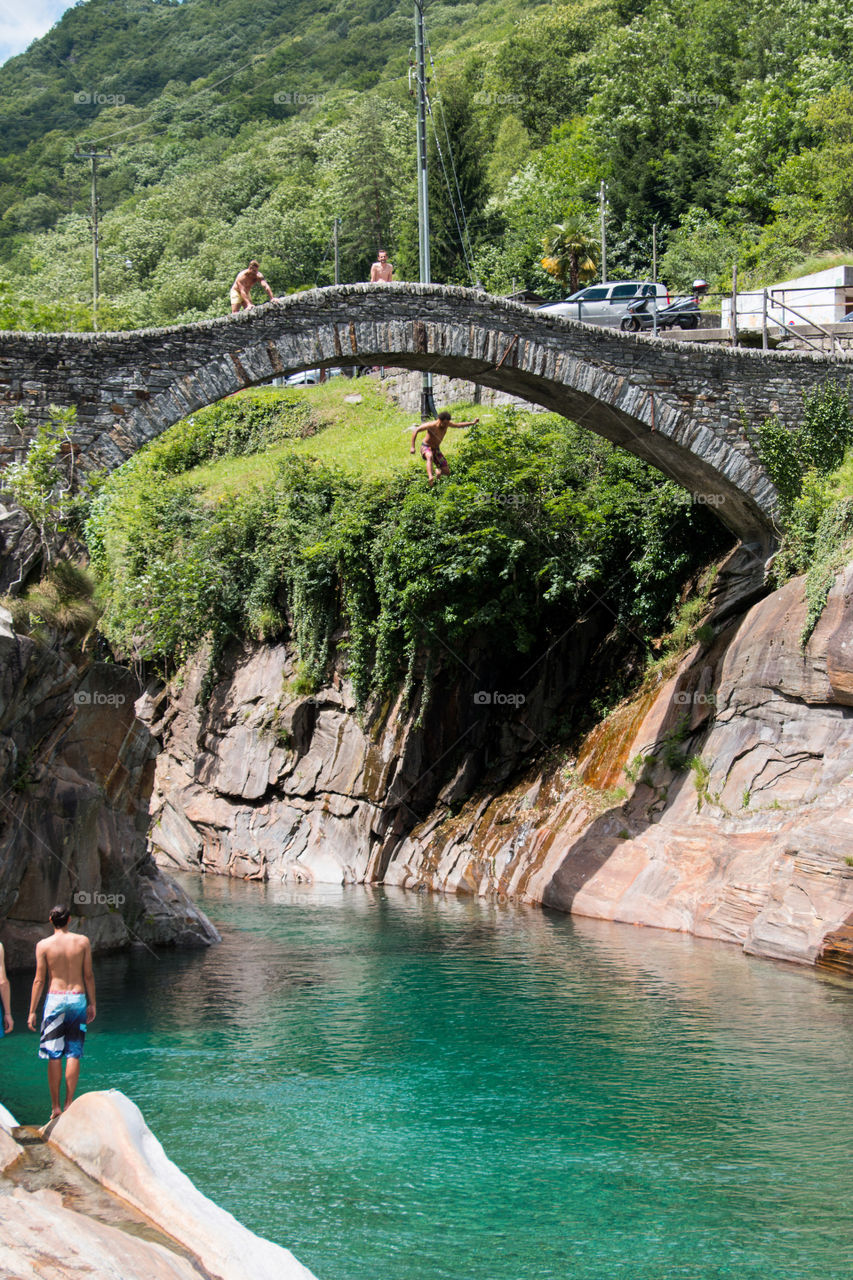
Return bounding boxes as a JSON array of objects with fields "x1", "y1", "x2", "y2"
[
  {"x1": 0, "y1": 1186, "x2": 203, "y2": 1280},
  {"x1": 0, "y1": 1127, "x2": 22, "y2": 1172},
  {"x1": 49, "y1": 1090, "x2": 318, "y2": 1280},
  {"x1": 0, "y1": 1102, "x2": 19, "y2": 1132}
]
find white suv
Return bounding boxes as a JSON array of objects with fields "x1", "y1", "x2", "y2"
[{"x1": 538, "y1": 281, "x2": 669, "y2": 326}]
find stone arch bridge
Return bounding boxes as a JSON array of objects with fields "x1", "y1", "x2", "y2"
[{"x1": 1, "y1": 283, "x2": 850, "y2": 547}]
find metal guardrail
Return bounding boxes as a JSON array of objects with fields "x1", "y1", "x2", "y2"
[
  {"x1": 708, "y1": 281, "x2": 850, "y2": 354},
  {"x1": 538, "y1": 280, "x2": 853, "y2": 354}
]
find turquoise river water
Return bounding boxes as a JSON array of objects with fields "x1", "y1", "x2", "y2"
[{"x1": 3, "y1": 874, "x2": 853, "y2": 1279}]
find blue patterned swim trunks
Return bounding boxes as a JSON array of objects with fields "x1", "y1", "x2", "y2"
[{"x1": 39, "y1": 992, "x2": 88, "y2": 1060}]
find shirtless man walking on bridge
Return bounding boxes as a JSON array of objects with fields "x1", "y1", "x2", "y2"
[
  {"x1": 28, "y1": 905, "x2": 96, "y2": 1119},
  {"x1": 230, "y1": 260, "x2": 275, "y2": 312}
]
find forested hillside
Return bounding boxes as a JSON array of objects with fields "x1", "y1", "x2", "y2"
[{"x1": 1, "y1": 0, "x2": 852, "y2": 329}]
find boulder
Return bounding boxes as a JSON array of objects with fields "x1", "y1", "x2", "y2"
[
  {"x1": 49, "y1": 1090, "x2": 317, "y2": 1280},
  {"x1": 0, "y1": 1187, "x2": 206, "y2": 1280}
]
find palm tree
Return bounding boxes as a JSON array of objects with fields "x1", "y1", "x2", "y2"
[{"x1": 541, "y1": 219, "x2": 599, "y2": 293}]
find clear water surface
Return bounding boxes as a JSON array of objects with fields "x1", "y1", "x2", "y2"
[{"x1": 3, "y1": 875, "x2": 853, "y2": 1280}]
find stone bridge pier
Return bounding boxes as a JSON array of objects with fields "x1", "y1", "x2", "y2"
[{"x1": 1, "y1": 283, "x2": 851, "y2": 549}]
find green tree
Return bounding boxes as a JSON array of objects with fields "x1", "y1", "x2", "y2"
[
  {"x1": 542, "y1": 218, "x2": 599, "y2": 292},
  {"x1": 1, "y1": 406, "x2": 91, "y2": 566},
  {"x1": 318, "y1": 96, "x2": 414, "y2": 283}
]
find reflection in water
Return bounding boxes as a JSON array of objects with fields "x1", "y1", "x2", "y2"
[{"x1": 4, "y1": 876, "x2": 853, "y2": 1280}]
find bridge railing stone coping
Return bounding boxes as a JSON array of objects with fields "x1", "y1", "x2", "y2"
[
  {"x1": 2, "y1": 283, "x2": 852, "y2": 548},
  {"x1": 0, "y1": 281, "x2": 850, "y2": 367}
]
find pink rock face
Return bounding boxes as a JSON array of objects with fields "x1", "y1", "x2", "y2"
[
  {"x1": 147, "y1": 557, "x2": 853, "y2": 972},
  {"x1": 390, "y1": 564, "x2": 853, "y2": 970},
  {"x1": 47, "y1": 1091, "x2": 316, "y2": 1280}
]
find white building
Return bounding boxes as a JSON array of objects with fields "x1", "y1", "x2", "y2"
[{"x1": 721, "y1": 263, "x2": 853, "y2": 331}]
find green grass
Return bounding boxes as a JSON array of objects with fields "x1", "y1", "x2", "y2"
[
  {"x1": 828, "y1": 445, "x2": 853, "y2": 500},
  {"x1": 745, "y1": 251, "x2": 853, "y2": 290},
  {"x1": 184, "y1": 376, "x2": 493, "y2": 495}
]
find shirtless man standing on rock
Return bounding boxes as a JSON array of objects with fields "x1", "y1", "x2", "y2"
[
  {"x1": 28, "y1": 905, "x2": 96, "y2": 1119},
  {"x1": 230, "y1": 260, "x2": 275, "y2": 312}
]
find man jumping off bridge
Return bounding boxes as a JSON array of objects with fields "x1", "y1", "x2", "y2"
[
  {"x1": 410, "y1": 410, "x2": 479, "y2": 485},
  {"x1": 230, "y1": 261, "x2": 275, "y2": 312}
]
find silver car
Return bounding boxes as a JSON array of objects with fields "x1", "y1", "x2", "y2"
[{"x1": 539, "y1": 281, "x2": 669, "y2": 326}]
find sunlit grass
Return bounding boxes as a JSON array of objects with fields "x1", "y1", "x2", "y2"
[
  {"x1": 184, "y1": 376, "x2": 494, "y2": 497},
  {"x1": 828, "y1": 445, "x2": 853, "y2": 500}
]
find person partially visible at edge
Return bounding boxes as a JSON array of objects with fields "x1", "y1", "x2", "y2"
[
  {"x1": 28, "y1": 905, "x2": 96, "y2": 1120},
  {"x1": 410, "y1": 409, "x2": 479, "y2": 485},
  {"x1": 0, "y1": 941, "x2": 13, "y2": 1038},
  {"x1": 369, "y1": 250, "x2": 393, "y2": 282},
  {"x1": 230, "y1": 260, "x2": 275, "y2": 312}
]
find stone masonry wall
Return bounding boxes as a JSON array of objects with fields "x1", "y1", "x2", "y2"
[{"x1": 2, "y1": 283, "x2": 850, "y2": 543}]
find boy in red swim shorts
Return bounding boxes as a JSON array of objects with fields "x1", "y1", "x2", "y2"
[{"x1": 409, "y1": 410, "x2": 479, "y2": 485}]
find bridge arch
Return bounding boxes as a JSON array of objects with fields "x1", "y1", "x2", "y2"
[{"x1": 1, "y1": 283, "x2": 849, "y2": 547}]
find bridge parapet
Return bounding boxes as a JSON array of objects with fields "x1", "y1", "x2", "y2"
[{"x1": 1, "y1": 282, "x2": 850, "y2": 546}]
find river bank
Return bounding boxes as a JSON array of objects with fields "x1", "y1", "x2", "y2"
[
  {"x1": 0, "y1": 1088, "x2": 315, "y2": 1279},
  {"x1": 146, "y1": 548, "x2": 853, "y2": 975}
]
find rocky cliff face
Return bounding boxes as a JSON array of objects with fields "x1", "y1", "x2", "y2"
[
  {"x1": 0, "y1": 609, "x2": 218, "y2": 968},
  {"x1": 147, "y1": 552, "x2": 853, "y2": 974},
  {"x1": 143, "y1": 610, "x2": 610, "y2": 885},
  {"x1": 388, "y1": 560, "x2": 853, "y2": 972}
]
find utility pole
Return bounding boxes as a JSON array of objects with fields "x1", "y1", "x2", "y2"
[
  {"x1": 599, "y1": 181, "x2": 608, "y2": 284},
  {"x1": 413, "y1": 0, "x2": 435, "y2": 419},
  {"x1": 333, "y1": 218, "x2": 340, "y2": 286},
  {"x1": 652, "y1": 224, "x2": 657, "y2": 282},
  {"x1": 74, "y1": 143, "x2": 112, "y2": 331}
]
